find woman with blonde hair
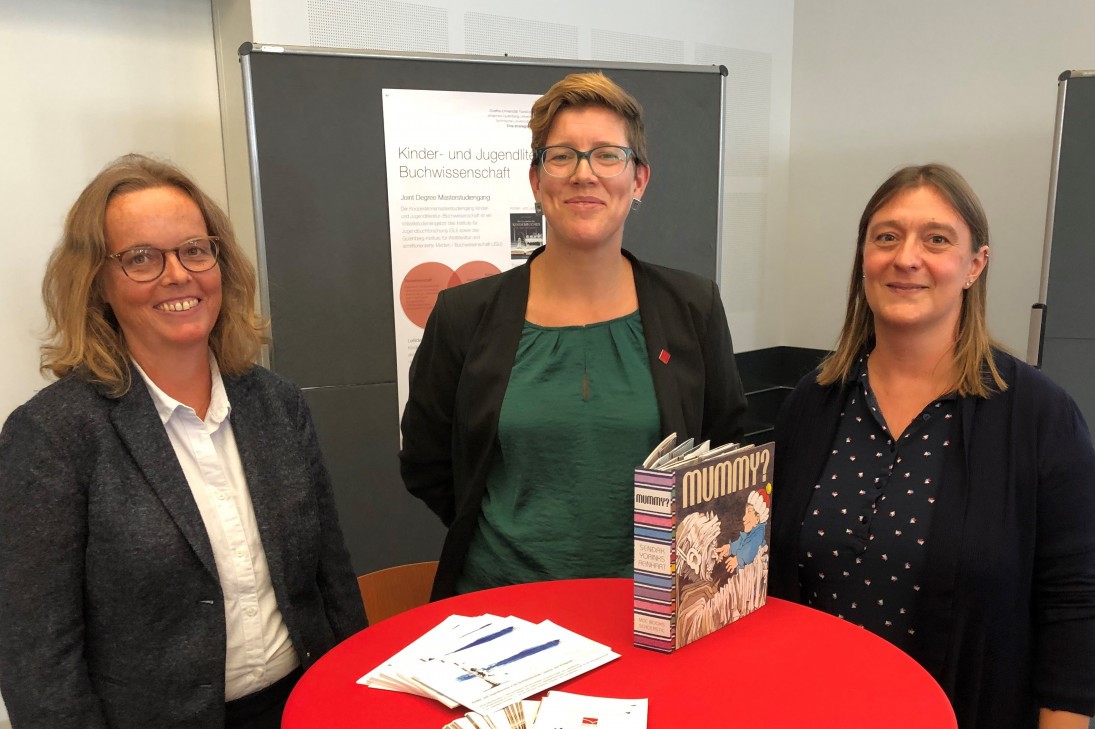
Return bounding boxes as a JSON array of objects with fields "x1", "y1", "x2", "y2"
[
  {"x1": 401, "y1": 72, "x2": 746, "y2": 599},
  {"x1": 770, "y1": 163, "x2": 1095, "y2": 729},
  {"x1": 0, "y1": 154, "x2": 365, "y2": 729}
]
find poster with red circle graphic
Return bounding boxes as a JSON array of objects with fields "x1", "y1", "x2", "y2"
[
  {"x1": 384, "y1": 88, "x2": 541, "y2": 429},
  {"x1": 399, "y1": 260, "x2": 502, "y2": 328}
]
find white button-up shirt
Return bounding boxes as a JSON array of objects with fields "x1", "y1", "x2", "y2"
[{"x1": 134, "y1": 357, "x2": 298, "y2": 700}]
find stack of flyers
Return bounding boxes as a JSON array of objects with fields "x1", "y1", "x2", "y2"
[
  {"x1": 359, "y1": 615, "x2": 619, "y2": 714},
  {"x1": 442, "y1": 699, "x2": 540, "y2": 729}
]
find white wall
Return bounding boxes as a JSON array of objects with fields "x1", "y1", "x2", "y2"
[
  {"x1": 0, "y1": 0, "x2": 227, "y2": 420},
  {"x1": 0, "y1": 0, "x2": 226, "y2": 719},
  {"x1": 787, "y1": 0, "x2": 1095, "y2": 355}
]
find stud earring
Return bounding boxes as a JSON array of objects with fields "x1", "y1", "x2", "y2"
[
  {"x1": 965, "y1": 279, "x2": 974, "y2": 289},
  {"x1": 630, "y1": 198, "x2": 643, "y2": 213},
  {"x1": 534, "y1": 201, "x2": 543, "y2": 215}
]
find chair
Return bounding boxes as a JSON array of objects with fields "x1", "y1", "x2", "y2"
[{"x1": 357, "y1": 560, "x2": 439, "y2": 625}]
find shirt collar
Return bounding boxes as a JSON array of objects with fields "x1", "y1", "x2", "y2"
[
  {"x1": 132, "y1": 352, "x2": 232, "y2": 426},
  {"x1": 857, "y1": 351, "x2": 959, "y2": 402}
]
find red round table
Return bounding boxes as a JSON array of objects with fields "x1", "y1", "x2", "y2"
[{"x1": 284, "y1": 578, "x2": 956, "y2": 727}]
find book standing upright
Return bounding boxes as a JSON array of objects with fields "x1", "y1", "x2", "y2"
[{"x1": 633, "y1": 437, "x2": 774, "y2": 652}]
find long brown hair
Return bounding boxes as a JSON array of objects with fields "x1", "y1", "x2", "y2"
[
  {"x1": 41, "y1": 153, "x2": 267, "y2": 396},
  {"x1": 817, "y1": 163, "x2": 1006, "y2": 397}
]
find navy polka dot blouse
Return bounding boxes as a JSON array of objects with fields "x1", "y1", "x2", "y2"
[{"x1": 797, "y1": 356, "x2": 957, "y2": 649}]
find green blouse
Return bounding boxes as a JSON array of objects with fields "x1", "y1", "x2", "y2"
[{"x1": 456, "y1": 311, "x2": 661, "y2": 594}]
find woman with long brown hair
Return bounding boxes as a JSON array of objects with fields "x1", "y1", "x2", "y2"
[{"x1": 771, "y1": 164, "x2": 1095, "y2": 729}]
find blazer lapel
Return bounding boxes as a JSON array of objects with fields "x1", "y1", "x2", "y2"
[
  {"x1": 222, "y1": 373, "x2": 291, "y2": 588},
  {"x1": 109, "y1": 381, "x2": 218, "y2": 578},
  {"x1": 460, "y1": 256, "x2": 531, "y2": 501},
  {"x1": 628, "y1": 250, "x2": 687, "y2": 438}
]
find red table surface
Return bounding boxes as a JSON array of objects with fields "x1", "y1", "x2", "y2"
[{"x1": 283, "y1": 578, "x2": 956, "y2": 728}]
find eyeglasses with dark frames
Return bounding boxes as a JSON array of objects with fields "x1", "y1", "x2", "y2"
[
  {"x1": 107, "y1": 237, "x2": 221, "y2": 282},
  {"x1": 534, "y1": 145, "x2": 635, "y2": 178}
]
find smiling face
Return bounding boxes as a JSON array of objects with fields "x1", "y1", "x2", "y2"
[
  {"x1": 862, "y1": 185, "x2": 988, "y2": 339},
  {"x1": 529, "y1": 105, "x2": 650, "y2": 251},
  {"x1": 100, "y1": 185, "x2": 222, "y2": 367}
]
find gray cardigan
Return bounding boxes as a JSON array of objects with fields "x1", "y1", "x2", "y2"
[{"x1": 0, "y1": 365, "x2": 366, "y2": 729}]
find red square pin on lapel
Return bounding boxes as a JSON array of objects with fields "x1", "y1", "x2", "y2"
[{"x1": 658, "y1": 349, "x2": 671, "y2": 364}]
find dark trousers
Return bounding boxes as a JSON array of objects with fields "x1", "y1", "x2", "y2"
[{"x1": 224, "y1": 666, "x2": 303, "y2": 729}]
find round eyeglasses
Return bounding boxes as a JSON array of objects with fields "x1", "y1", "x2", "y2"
[
  {"x1": 535, "y1": 145, "x2": 635, "y2": 178},
  {"x1": 107, "y1": 237, "x2": 221, "y2": 282}
]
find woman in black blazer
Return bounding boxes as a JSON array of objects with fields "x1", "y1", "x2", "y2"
[
  {"x1": 0, "y1": 154, "x2": 366, "y2": 729},
  {"x1": 400, "y1": 72, "x2": 747, "y2": 599}
]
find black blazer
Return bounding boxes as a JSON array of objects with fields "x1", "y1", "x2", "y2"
[
  {"x1": 0, "y1": 366, "x2": 366, "y2": 729},
  {"x1": 770, "y1": 351, "x2": 1095, "y2": 729},
  {"x1": 400, "y1": 248, "x2": 747, "y2": 599}
]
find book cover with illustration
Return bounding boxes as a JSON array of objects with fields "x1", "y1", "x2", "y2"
[{"x1": 633, "y1": 436, "x2": 774, "y2": 652}]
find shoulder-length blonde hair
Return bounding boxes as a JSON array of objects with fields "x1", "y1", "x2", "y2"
[
  {"x1": 41, "y1": 153, "x2": 267, "y2": 396},
  {"x1": 817, "y1": 163, "x2": 1006, "y2": 397}
]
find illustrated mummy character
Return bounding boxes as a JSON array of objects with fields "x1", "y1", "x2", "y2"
[{"x1": 677, "y1": 489, "x2": 771, "y2": 645}]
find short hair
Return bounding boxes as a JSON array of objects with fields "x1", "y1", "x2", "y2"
[
  {"x1": 41, "y1": 153, "x2": 267, "y2": 396},
  {"x1": 817, "y1": 163, "x2": 1005, "y2": 397},
  {"x1": 528, "y1": 71, "x2": 649, "y2": 167}
]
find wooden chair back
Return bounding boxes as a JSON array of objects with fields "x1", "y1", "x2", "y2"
[{"x1": 357, "y1": 560, "x2": 439, "y2": 624}]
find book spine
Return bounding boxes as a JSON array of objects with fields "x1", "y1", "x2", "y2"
[{"x1": 633, "y1": 468, "x2": 677, "y2": 653}]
